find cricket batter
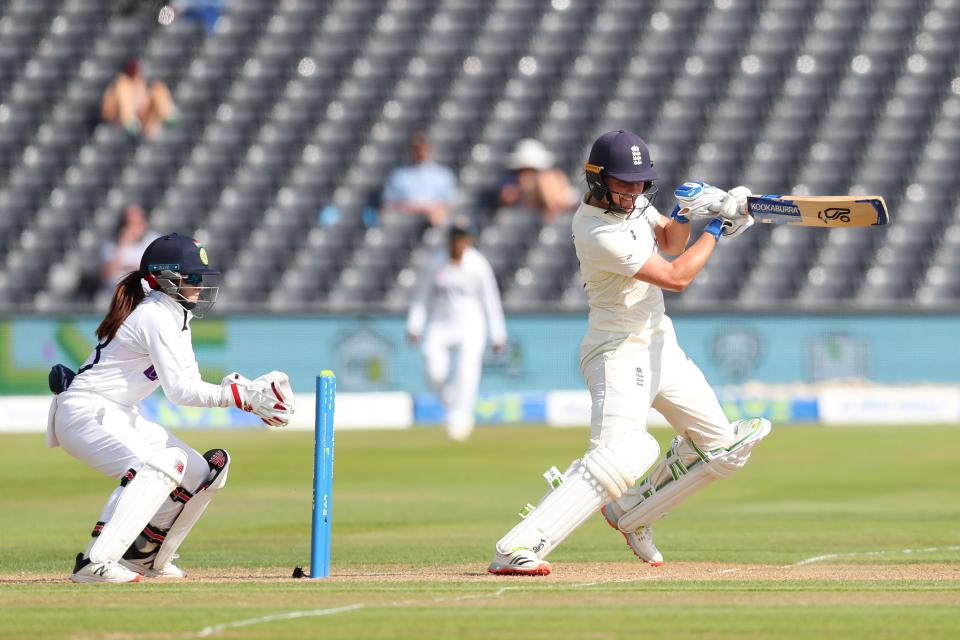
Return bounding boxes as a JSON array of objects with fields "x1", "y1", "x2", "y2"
[
  {"x1": 488, "y1": 130, "x2": 771, "y2": 575},
  {"x1": 407, "y1": 224, "x2": 507, "y2": 441},
  {"x1": 47, "y1": 233, "x2": 296, "y2": 582}
]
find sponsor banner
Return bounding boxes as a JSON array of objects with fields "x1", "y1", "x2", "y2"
[
  {"x1": 140, "y1": 398, "x2": 259, "y2": 429},
  {"x1": 0, "y1": 392, "x2": 413, "y2": 433},
  {"x1": 0, "y1": 395, "x2": 55, "y2": 432},
  {"x1": 717, "y1": 390, "x2": 820, "y2": 423},
  {"x1": 1, "y1": 387, "x2": 956, "y2": 433},
  {"x1": 545, "y1": 390, "x2": 670, "y2": 428},
  {"x1": 286, "y1": 392, "x2": 413, "y2": 431},
  {"x1": 545, "y1": 389, "x2": 819, "y2": 427},
  {"x1": 414, "y1": 392, "x2": 547, "y2": 424},
  {"x1": 817, "y1": 386, "x2": 960, "y2": 424}
]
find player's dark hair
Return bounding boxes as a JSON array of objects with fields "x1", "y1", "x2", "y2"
[{"x1": 97, "y1": 271, "x2": 146, "y2": 341}]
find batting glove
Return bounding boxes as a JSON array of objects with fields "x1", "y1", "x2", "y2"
[
  {"x1": 704, "y1": 214, "x2": 755, "y2": 241},
  {"x1": 674, "y1": 180, "x2": 727, "y2": 221},
  {"x1": 716, "y1": 186, "x2": 752, "y2": 221}
]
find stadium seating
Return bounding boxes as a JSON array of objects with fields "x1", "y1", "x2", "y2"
[{"x1": 0, "y1": 0, "x2": 958, "y2": 313}]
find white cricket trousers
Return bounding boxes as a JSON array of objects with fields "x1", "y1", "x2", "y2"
[
  {"x1": 421, "y1": 325, "x2": 486, "y2": 440},
  {"x1": 582, "y1": 331, "x2": 733, "y2": 451},
  {"x1": 52, "y1": 391, "x2": 209, "y2": 531}
]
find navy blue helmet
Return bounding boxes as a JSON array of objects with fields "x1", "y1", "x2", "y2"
[{"x1": 585, "y1": 130, "x2": 659, "y2": 217}]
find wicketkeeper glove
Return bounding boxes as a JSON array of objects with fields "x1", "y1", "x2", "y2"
[{"x1": 221, "y1": 371, "x2": 296, "y2": 428}]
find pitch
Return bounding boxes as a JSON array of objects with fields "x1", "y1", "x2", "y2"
[{"x1": 1, "y1": 425, "x2": 958, "y2": 639}]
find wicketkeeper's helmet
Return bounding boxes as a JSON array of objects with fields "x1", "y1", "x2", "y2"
[{"x1": 140, "y1": 233, "x2": 221, "y2": 317}]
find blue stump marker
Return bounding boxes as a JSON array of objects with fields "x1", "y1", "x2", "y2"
[{"x1": 310, "y1": 370, "x2": 336, "y2": 578}]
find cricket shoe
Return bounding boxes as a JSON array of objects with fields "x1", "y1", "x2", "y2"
[
  {"x1": 121, "y1": 545, "x2": 187, "y2": 579},
  {"x1": 120, "y1": 555, "x2": 187, "y2": 579},
  {"x1": 121, "y1": 528, "x2": 187, "y2": 578},
  {"x1": 488, "y1": 548, "x2": 551, "y2": 576},
  {"x1": 70, "y1": 553, "x2": 142, "y2": 583},
  {"x1": 601, "y1": 503, "x2": 664, "y2": 566}
]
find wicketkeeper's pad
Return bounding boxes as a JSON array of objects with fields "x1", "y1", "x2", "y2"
[
  {"x1": 153, "y1": 448, "x2": 230, "y2": 570},
  {"x1": 89, "y1": 447, "x2": 187, "y2": 564}
]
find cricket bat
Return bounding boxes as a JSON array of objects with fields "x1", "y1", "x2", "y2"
[{"x1": 746, "y1": 195, "x2": 889, "y2": 227}]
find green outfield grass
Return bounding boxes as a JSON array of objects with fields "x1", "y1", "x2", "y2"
[{"x1": 1, "y1": 425, "x2": 958, "y2": 639}]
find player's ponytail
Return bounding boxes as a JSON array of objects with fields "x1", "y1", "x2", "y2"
[{"x1": 96, "y1": 271, "x2": 146, "y2": 341}]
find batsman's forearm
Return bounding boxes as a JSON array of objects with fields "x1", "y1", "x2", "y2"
[
  {"x1": 669, "y1": 233, "x2": 717, "y2": 289},
  {"x1": 661, "y1": 218, "x2": 692, "y2": 255}
]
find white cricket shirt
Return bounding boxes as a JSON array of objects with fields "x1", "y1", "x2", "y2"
[
  {"x1": 406, "y1": 246, "x2": 507, "y2": 345},
  {"x1": 573, "y1": 199, "x2": 677, "y2": 365},
  {"x1": 65, "y1": 290, "x2": 225, "y2": 408}
]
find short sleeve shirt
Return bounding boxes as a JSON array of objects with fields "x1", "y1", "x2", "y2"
[
  {"x1": 381, "y1": 162, "x2": 457, "y2": 205},
  {"x1": 572, "y1": 199, "x2": 675, "y2": 364}
]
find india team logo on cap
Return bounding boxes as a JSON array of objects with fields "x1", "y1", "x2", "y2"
[
  {"x1": 631, "y1": 145, "x2": 643, "y2": 166},
  {"x1": 198, "y1": 244, "x2": 209, "y2": 265}
]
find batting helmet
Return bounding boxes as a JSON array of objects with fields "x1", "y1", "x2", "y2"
[{"x1": 585, "y1": 130, "x2": 659, "y2": 217}]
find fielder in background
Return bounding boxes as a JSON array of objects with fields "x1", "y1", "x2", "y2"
[
  {"x1": 488, "y1": 130, "x2": 771, "y2": 576},
  {"x1": 406, "y1": 224, "x2": 507, "y2": 441},
  {"x1": 47, "y1": 233, "x2": 296, "y2": 583}
]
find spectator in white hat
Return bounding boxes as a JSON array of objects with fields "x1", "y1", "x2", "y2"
[{"x1": 498, "y1": 139, "x2": 577, "y2": 223}]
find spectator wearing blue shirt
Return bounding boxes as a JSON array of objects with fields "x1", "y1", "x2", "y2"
[
  {"x1": 381, "y1": 133, "x2": 456, "y2": 227},
  {"x1": 174, "y1": 0, "x2": 227, "y2": 35}
]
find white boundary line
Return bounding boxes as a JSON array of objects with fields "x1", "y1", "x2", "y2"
[
  {"x1": 195, "y1": 604, "x2": 365, "y2": 637},
  {"x1": 788, "y1": 545, "x2": 960, "y2": 567},
  {"x1": 189, "y1": 575, "x2": 665, "y2": 638}
]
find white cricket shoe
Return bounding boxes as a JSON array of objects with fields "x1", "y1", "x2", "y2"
[
  {"x1": 70, "y1": 553, "x2": 142, "y2": 583},
  {"x1": 601, "y1": 503, "x2": 664, "y2": 566},
  {"x1": 445, "y1": 412, "x2": 474, "y2": 442},
  {"x1": 120, "y1": 555, "x2": 187, "y2": 579},
  {"x1": 488, "y1": 548, "x2": 551, "y2": 576}
]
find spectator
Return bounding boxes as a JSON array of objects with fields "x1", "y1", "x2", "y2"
[
  {"x1": 101, "y1": 59, "x2": 177, "y2": 138},
  {"x1": 406, "y1": 224, "x2": 506, "y2": 441},
  {"x1": 173, "y1": 0, "x2": 227, "y2": 35},
  {"x1": 499, "y1": 138, "x2": 577, "y2": 223},
  {"x1": 381, "y1": 133, "x2": 457, "y2": 227},
  {"x1": 100, "y1": 205, "x2": 161, "y2": 289}
]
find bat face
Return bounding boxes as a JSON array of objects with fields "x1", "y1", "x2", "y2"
[{"x1": 746, "y1": 195, "x2": 889, "y2": 227}]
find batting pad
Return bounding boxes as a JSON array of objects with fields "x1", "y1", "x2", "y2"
[
  {"x1": 496, "y1": 430, "x2": 659, "y2": 559},
  {"x1": 154, "y1": 449, "x2": 230, "y2": 570},
  {"x1": 89, "y1": 447, "x2": 187, "y2": 564},
  {"x1": 616, "y1": 418, "x2": 771, "y2": 532}
]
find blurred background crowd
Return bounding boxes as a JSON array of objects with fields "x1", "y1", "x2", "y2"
[{"x1": 0, "y1": 0, "x2": 957, "y2": 316}]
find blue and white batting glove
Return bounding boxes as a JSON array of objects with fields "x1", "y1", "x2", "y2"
[
  {"x1": 668, "y1": 204, "x2": 690, "y2": 224},
  {"x1": 704, "y1": 218, "x2": 725, "y2": 241},
  {"x1": 716, "y1": 186, "x2": 753, "y2": 221},
  {"x1": 673, "y1": 180, "x2": 728, "y2": 221},
  {"x1": 704, "y1": 213, "x2": 755, "y2": 241}
]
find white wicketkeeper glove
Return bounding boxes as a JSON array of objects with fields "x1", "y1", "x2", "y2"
[{"x1": 221, "y1": 371, "x2": 296, "y2": 428}]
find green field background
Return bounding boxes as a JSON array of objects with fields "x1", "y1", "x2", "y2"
[{"x1": 1, "y1": 425, "x2": 958, "y2": 639}]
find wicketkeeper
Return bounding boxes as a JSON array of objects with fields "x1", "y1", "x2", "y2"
[
  {"x1": 46, "y1": 233, "x2": 296, "y2": 583},
  {"x1": 488, "y1": 130, "x2": 771, "y2": 575}
]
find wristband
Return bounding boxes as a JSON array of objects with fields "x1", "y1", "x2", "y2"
[
  {"x1": 668, "y1": 204, "x2": 690, "y2": 224},
  {"x1": 704, "y1": 218, "x2": 724, "y2": 241}
]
